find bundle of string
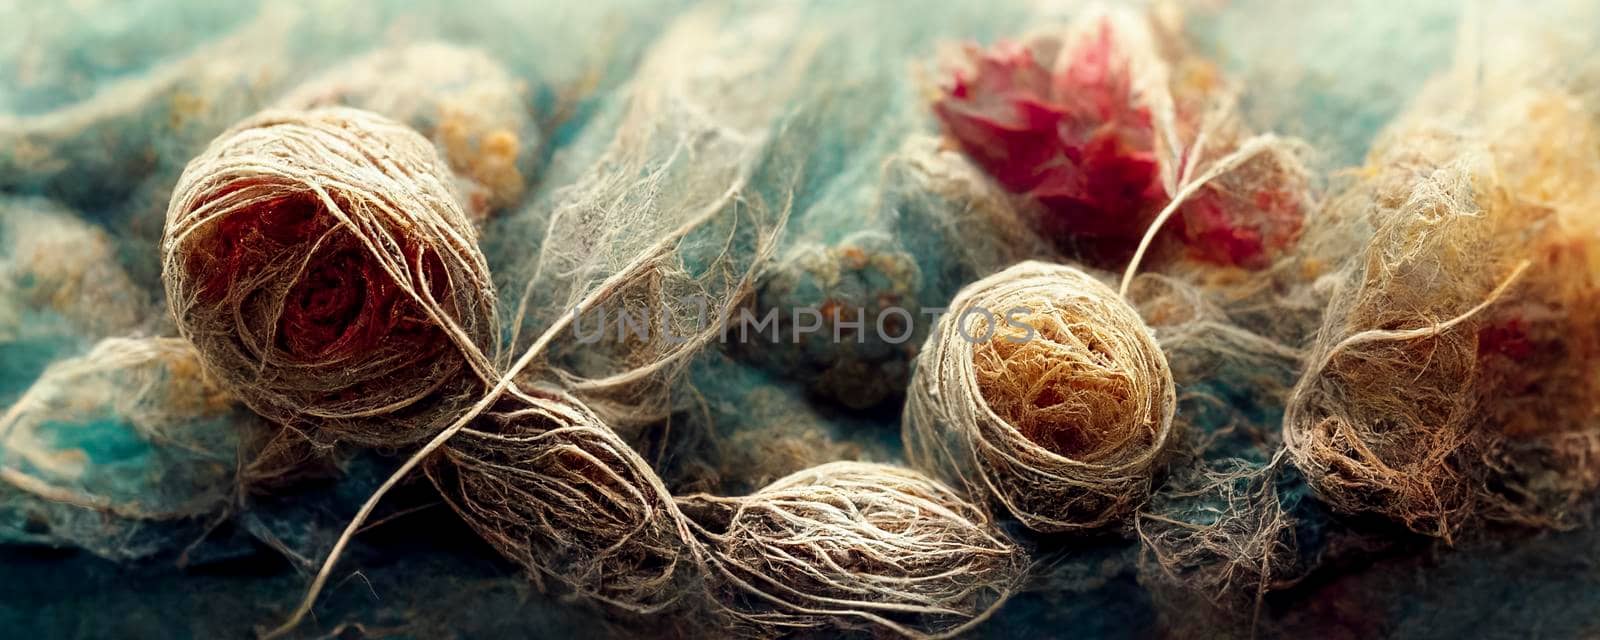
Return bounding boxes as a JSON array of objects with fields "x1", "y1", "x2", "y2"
[
  {"x1": 684, "y1": 462, "x2": 1026, "y2": 639},
  {"x1": 1278, "y1": 0, "x2": 1600, "y2": 539},
  {"x1": 433, "y1": 395, "x2": 1033, "y2": 638},
  {"x1": 903, "y1": 261, "x2": 1177, "y2": 532},
  {"x1": 160, "y1": 105, "x2": 1027, "y2": 639},
  {"x1": 161, "y1": 107, "x2": 500, "y2": 452},
  {"x1": 426, "y1": 385, "x2": 698, "y2": 613},
  {"x1": 1282, "y1": 132, "x2": 1531, "y2": 542},
  {"x1": 1285, "y1": 87, "x2": 1600, "y2": 538},
  {"x1": 427, "y1": 401, "x2": 1030, "y2": 637}
]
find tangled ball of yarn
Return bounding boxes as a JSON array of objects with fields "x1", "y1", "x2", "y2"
[
  {"x1": 1286, "y1": 97, "x2": 1600, "y2": 538},
  {"x1": 427, "y1": 387, "x2": 696, "y2": 613},
  {"x1": 904, "y1": 261, "x2": 1177, "y2": 532},
  {"x1": 694, "y1": 461, "x2": 1025, "y2": 639},
  {"x1": 161, "y1": 107, "x2": 498, "y2": 449},
  {"x1": 1283, "y1": 132, "x2": 1524, "y2": 540}
]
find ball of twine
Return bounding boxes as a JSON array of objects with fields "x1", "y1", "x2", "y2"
[
  {"x1": 427, "y1": 386, "x2": 698, "y2": 613},
  {"x1": 691, "y1": 461, "x2": 1025, "y2": 639},
  {"x1": 904, "y1": 261, "x2": 1177, "y2": 532},
  {"x1": 161, "y1": 107, "x2": 499, "y2": 449}
]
